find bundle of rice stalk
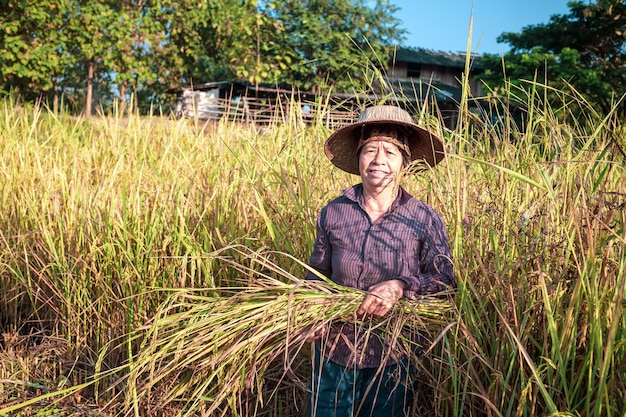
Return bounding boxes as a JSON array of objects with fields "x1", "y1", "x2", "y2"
[{"x1": 124, "y1": 245, "x2": 454, "y2": 417}]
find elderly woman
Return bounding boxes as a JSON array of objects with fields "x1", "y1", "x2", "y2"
[{"x1": 305, "y1": 105, "x2": 456, "y2": 417}]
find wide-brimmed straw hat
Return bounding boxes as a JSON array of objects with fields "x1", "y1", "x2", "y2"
[{"x1": 324, "y1": 105, "x2": 445, "y2": 175}]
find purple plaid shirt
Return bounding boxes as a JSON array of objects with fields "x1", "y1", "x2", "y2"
[{"x1": 306, "y1": 184, "x2": 455, "y2": 368}]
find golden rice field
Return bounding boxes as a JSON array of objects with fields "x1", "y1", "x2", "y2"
[{"x1": 0, "y1": 83, "x2": 625, "y2": 417}]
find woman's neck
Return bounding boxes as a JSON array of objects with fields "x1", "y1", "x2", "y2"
[{"x1": 361, "y1": 184, "x2": 398, "y2": 222}]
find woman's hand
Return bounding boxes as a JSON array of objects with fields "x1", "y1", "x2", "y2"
[{"x1": 357, "y1": 279, "x2": 406, "y2": 317}]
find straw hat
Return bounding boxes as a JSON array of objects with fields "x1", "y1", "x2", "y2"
[{"x1": 324, "y1": 105, "x2": 445, "y2": 175}]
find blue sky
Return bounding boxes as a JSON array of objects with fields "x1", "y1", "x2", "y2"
[{"x1": 390, "y1": 0, "x2": 575, "y2": 54}]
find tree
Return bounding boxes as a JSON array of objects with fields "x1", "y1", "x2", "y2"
[
  {"x1": 64, "y1": 1, "x2": 124, "y2": 116},
  {"x1": 260, "y1": 0, "x2": 405, "y2": 92},
  {"x1": 104, "y1": 0, "x2": 175, "y2": 113},
  {"x1": 0, "y1": 0, "x2": 76, "y2": 110},
  {"x1": 158, "y1": 0, "x2": 259, "y2": 86},
  {"x1": 479, "y1": 0, "x2": 626, "y2": 117},
  {"x1": 0, "y1": 0, "x2": 405, "y2": 113}
]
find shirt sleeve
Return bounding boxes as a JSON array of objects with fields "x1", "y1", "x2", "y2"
[
  {"x1": 306, "y1": 208, "x2": 332, "y2": 280},
  {"x1": 399, "y1": 210, "x2": 456, "y2": 297}
]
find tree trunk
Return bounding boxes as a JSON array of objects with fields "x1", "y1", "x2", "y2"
[
  {"x1": 120, "y1": 81, "x2": 127, "y2": 103},
  {"x1": 85, "y1": 61, "x2": 94, "y2": 116},
  {"x1": 133, "y1": 79, "x2": 138, "y2": 114},
  {"x1": 53, "y1": 77, "x2": 59, "y2": 114},
  {"x1": 119, "y1": 80, "x2": 127, "y2": 114}
]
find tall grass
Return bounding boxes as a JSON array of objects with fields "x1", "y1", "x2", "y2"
[{"x1": 0, "y1": 77, "x2": 624, "y2": 417}]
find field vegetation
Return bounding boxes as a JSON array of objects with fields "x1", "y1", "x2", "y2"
[{"x1": 0, "y1": 79, "x2": 625, "y2": 416}]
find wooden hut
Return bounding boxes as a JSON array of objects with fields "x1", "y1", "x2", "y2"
[
  {"x1": 168, "y1": 47, "x2": 484, "y2": 128},
  {"x1": 168, "y1": 80, "x2": 359, "y2": 128}
]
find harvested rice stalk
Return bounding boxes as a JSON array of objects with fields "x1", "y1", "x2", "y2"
[{"x1": 125, "y1": 245, "x2": 454, "y2": 417}]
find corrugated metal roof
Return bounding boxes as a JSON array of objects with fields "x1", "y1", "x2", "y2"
[
  {"x1": 167, "y1": 80, "x2": 295, "y2": 95},
  {"x1": 393, "y1": 46, "x2": 483, "y2": 70}
]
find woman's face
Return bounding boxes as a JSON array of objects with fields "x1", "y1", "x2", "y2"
[{"x1": 358, "y1": 140, "x2": 404, "y2": 190}]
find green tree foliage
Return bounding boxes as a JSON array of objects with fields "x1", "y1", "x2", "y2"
[
  {"x1": 261, "y1": 0, "x2": 404, "y2": 92},
  {"x1": 64, "y1": 1, "x2": 120, "y2": 116},
  {"x1": 0, "y1": 0, "x2": 405, "y2": 114},
  {"x1": 0, "y1": 0, "x2": 76, "y2": 109},
  {"x1": 106, "y1": 0, "x2": 167, "y2": 110},
  {"x1": 159, "y1": 0, "x2": 259, "y2": 85},
  {"x1": 480, "y1": 0, "x2": 626, "y2": 117}
]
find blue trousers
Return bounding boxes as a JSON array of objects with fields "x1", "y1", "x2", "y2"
[{"x1": 306, "y1": 349, "x2": 415, "y2": 417}]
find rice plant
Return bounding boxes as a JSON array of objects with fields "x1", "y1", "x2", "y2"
[{"x1": 0, "y1": 74, "x2": 624, "y2": 417}]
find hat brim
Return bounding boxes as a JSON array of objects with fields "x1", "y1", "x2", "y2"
[{"x1": 324, "y1": 119, "x2": 445, "y2": 175}]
